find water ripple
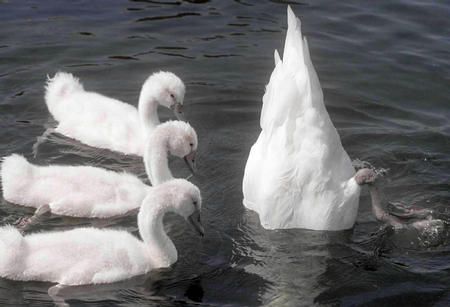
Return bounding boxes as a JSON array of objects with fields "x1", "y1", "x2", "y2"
[
  {"x1": 0, "y1": 0, "x2": 449, "y2": 305},
  {"x1": 136, "y1": 12, "x2": 200, "y2": 22}
]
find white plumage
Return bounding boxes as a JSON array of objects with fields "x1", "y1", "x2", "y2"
[
  {"x1": 242, "y1": 6, "x2": 360, "y2": 230},
  {"x1": 144, "y1": 120, "x2": 198, "y2": 186},
  {"x1": 1, "y1": 121, "x2": 197, "y2": 218},
  {"x1": 0, "y1": 179, "x2": 203, "y2": 285},
  {"x1": 45, "y1": 71, "x2": 185, "y2": 156}
]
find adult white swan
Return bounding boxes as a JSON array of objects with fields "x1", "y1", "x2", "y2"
[
  {"x1": 45, "y1": 71, "x2": 185, "y2": 156},
  {"x1": 243, "y1": 7, "x2": 361, "y2": 231},
  {"x1": 0, "y1": 179, "x2": 203, "y2": 288},
  {"x1": 1, "y1": 121, "x2": 197, "y2": 222}
]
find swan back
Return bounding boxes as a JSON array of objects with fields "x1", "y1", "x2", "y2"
[
  {"x1": 45, "y1": 72, "x2": 84, "y2": 120},
  {"x1": 243, "y1": 6, "x2": 359, "y2": 230}
]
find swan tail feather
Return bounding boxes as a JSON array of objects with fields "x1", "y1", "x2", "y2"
[
  {"x1": 260, "y1": 6, "x2": 308, "y2": 131},
  {"x1": 274, "y1": 49, "x2": 281, "y2": 66},
  {"x1": 45, "y1": 71, "x2": 84, "y2": 118},
  {"x1": 0, "y1": 225, "x2": 24, "y2": 277},
  {"x1": 1, "y1": 154, "x2": 34, "y2": 203},
  {"x1": 283, "y1": 5, "x2": 305, "y2": 70}
]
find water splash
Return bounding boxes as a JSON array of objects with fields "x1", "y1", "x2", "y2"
[
  {"x1": 416, "y1": 218, "x2": 450, "y2": 248},
  {"x1": 352, "y1": 158, "x2": 389, "y2": 178}
]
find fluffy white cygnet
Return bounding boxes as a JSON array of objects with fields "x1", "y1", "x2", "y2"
[
  {"x1": 1, "y1": 121, "x2": 197, "y2": 219},
  {"x1": 45, "y1": 71, "x2": 185, "y2": 156},
  {"x1": 0, "y1": 179, "x2": 203, "y2": 286}
]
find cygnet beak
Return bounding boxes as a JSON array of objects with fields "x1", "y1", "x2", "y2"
[
  {"x1": 183, "y1": 151, "x2": 196, "y2": 175},
  {"x1": 188, "y1": 210, "x2": 204, "y2": 237},
  {"x1": 170, "y1": 103, "x2": 185, "y2": 122}
]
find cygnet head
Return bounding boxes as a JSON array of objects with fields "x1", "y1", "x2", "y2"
[
  {"x1": 159, "y1": 120, "x2": 198, "y2": 173},
  {"x1": 147, "y1": 179, "x2": 204, "y2": 236},
  {"x1": 142, "y1": 71, "x2": 186, "y2": 121}
]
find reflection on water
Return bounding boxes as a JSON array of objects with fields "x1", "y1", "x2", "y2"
[{"x1": 0, "y1": 0, "x2": 449, "y2": 305}]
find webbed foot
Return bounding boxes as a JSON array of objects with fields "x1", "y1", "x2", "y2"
[
  {"x1": 13, "y1": 204, "x2": 51, "y2": 232},
  {"x1": 387, "y1": 202, "x2": 433, "y2": 220},
  {"x1": 13, "y1": 216, "x2": 33, "y2": 233},
  {"x1": 355, "y1": 168, "x2": 377, "y2": 185}
]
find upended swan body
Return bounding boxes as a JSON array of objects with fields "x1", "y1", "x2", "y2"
[
  {"x1": 1, "y1": 121, "x2": 197, "y2": 219},
  {"x1": 45, "y1": 71, "x2": 185, "y2": 156},
  {"x1": 242, "y1": 7, "x2": 360, "y2": 231},
  {"x1": 0, "y1": 179, "x2": 203, "y2": 286}
]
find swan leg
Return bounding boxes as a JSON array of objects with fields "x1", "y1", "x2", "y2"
[
  {"x1": 366, "y1": 185, "x2": 406, "y2": 229},
  {"x1": 14, "y1": 204, "x2": 51, "y2": 232},
  {"x1": 48, "y1": 284, "x2": 69, "y2": 307},
  {"x1": 32, "y1": 127, "x2": 56, "y2": 158},
  {"x1": 354, "y1": 168, "x2": 403, "y2": 228},
  {"x1": 387, "y1": 202, "x2": 433, "y2": 219},
  {"x1": 368, "y1": 186, "x2": 439, "y2": 230}
]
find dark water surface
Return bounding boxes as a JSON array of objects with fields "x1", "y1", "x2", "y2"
[{"x1": 1, "y1": 0, "x2": 449, "y2": 305}]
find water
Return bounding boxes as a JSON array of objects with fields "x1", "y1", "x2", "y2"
[{"x1": 0, "y1": 0, "x2": 449, "y2": 305}]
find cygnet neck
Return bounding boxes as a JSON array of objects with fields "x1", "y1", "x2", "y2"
[
  {"x1": 138, "y1": 201, "x2": 177, "y2": 268},
  {"x1": 138, "y1": 90, "x2": 160, "y2": 140},
  {"x1": 144, "y1": 125, "x2": 173, "y2": 186}
]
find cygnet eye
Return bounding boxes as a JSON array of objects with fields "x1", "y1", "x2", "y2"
[
  {"x1": 193, "y1": 201, "x2": 197, "y2": 205},
  {"x1": 170, "y1": 93, "x2": 175, "y2": 98},
  {"x1": 189, "y1": 143, "x2": 193, "y2": 147}
]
